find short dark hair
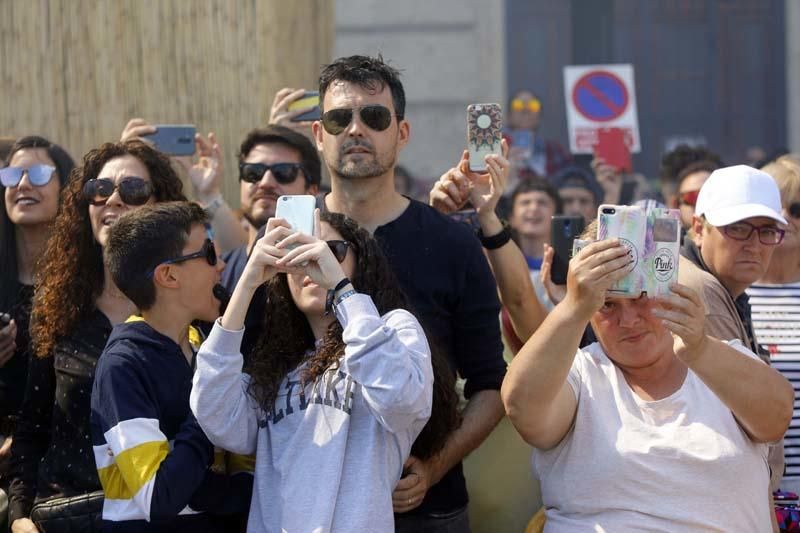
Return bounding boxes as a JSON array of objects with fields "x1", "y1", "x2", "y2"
[
  {"x1": 238, "y1": 125, "x2": 321, "y2": 187},
  {"x1": 660, "y1": 144, "x2": 724, "y2": 184},
  {"x1": 105, "y1": 201, "x2": 208, "y2": 311},
  {"x1": 676, "y1": 159, "x2": 722, "y2": 187},
  {"x1": 318, "y1": 54, "x2": 406, "y2": 119},
  {"x1": 510, "y1": 176, "x2": 562, "y2": 213},
  {"x1": 551, "y1": 165, "x2": 604, "y2": 204}
]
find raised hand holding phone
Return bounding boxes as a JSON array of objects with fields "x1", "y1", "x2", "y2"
[{"x1": 276, "y1": 209, "x2": 347, "y2": 291}]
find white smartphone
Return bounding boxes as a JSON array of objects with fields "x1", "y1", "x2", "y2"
[
  {"x1": 275, "y1": 195, "x2": 316, "y2": 239},
  {"x1": 467, "y1": 103, "x2": 503, "y2": 171}
]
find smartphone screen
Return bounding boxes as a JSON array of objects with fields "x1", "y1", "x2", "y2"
[
  {"x1": 467, "y1": 103, "x2": 503, "y2": 171},
  {"x1": 288, "y1": 91, "x2": 321, "y2": 122}
]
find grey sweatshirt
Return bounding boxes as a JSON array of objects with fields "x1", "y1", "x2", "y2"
[{"x1": 190, "y1": 294, "x2": 433, "y2": 532}]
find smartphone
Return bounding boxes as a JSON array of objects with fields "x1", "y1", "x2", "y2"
[
  {"x1": 467, "y1": 103, "x2": 503, "y2": 172},
  {"x1": 549, "y1": 215, "x2": 585, "y2": 285},
  {"x1": 275, "y1": 195, "x2": 316, "y2": 241},
  {"x1": 597, "y1": 204, "x2": 647, "y2": 297},
  {"x1": 144, "y1": 125, "x2": 196, "y2": 156},
  {"x1": 288, "y1": 91, "x2": 321, "y2": 122},
  {"x1": 594, "y1": 127, "x2": 632, "y2": 173}
]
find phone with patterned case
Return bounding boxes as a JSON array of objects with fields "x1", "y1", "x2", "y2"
[
  {"x1": 597, "y1": 204, "x2": 647, "y2": 298},
  {"x1": 467, "y1": 103, "x2": 503, "y2": 171}
]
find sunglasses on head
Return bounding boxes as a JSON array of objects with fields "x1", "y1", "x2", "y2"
[
  {"x1": 788, "y1": 202, "x2": 800, "y2": 219},
  {"x1": 327, "y1": 240, "x2": 349, "y2": 263},
  {"x1": 678, "y1": 190, "x2": 700, "y2": 207},
  {"x1": 148, "y1": 226, "x2": 217, "y2": 278},
  {"x1": 510, "y1": 98, "x2": 541, "y2": 113},
  {"x1": 0, "y1": 165, "x2": 57, "y2": 188},
  {"x1": 82, "y1": 177, "x2": 152, "y2": 206},
  {"x1": 321, "y1": 105, "x2": 398, "y2": 135},
  {"x1": 239, "y1": 162, "x2": 305, "y2": 185}
]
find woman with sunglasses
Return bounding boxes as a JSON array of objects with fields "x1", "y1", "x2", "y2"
[
  {"x1": 0, "y1": 136, "x2": 74, "y2": 531},
  {"x1": 191, "y1": 211, "x2": 457, "y2": 532},
  {"x1": 8, "y1": 141, "x2": 186, "y2": 533},
  {"x1": 749, "y1": 155, "x2": 800, "y2": 499}
]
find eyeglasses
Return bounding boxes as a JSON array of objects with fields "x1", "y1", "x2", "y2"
[
  {"x1": 82, "y1": 177, "x2": 152, "y2": 206},
  {"x1": 788, "y1": 202, "x2": 800, "y2": 219},
  {"x1": 148, "y1": 227, "x2": 217, "y2": 278},
  {"x1": 0, "y1": 165, "x2": 57, "y2": 188},
  {"x1": 678, "y1": 190, "x2": 700, "y2": 207},
  {"x1": 239, "y1": 162, "x2": 305, "y2": 185},
  {"x1": 321, "y1": 105, "x2": 399, "y2": 135},
  {"x1": 510, "y1": 98, "x2": 541, "y2": 113},
  {"x1": 327, "y1": 240, "x2": 350, "y2": 263},
  {"x1": 721, "y1": 221, "x2": 785, "y2": 245}
]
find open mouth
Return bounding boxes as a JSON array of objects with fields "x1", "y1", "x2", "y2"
[
  {"x1": 102, "y1": 213, "x2": 120, "y2": 226},
  {"x1": 15, "y1": 197, "x2": 39, "y2": 206}
]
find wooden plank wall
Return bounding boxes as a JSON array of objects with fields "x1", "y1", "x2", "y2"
[{"x1": 0, "y1": 0, "x2": 333, "y2": 203}]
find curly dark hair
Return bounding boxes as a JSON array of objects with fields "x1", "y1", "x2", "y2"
[
  {"x1": 31, "y1": 140, "x2": 186, "y2": 358},
  {"x1": 248, "y1": 212, "x2": 460, "y2": 459}
]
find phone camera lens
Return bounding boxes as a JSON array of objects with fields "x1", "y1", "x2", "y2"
[{"x1": 602, "y1": 207, "x2": 616, "y2": 215}]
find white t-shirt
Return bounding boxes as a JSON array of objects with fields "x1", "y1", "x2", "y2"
[
  {"x1": 748, "y1": 281, "x2": 800, "y2": 490},
  {"x1": 532, "y1": 341, "x2": 772, "y2": 532}
]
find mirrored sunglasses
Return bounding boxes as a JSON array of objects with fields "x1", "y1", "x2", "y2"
[
  {"x1": 321, "y1": 105, "x2": 397, "y2": 135},
  {"x1": 326, "y1": 240, "x2": 349, "y2": 263},
  {"x1": 510, "y1": 98, "x2": 541, "y2": 113},
  {"x1": 678, "y1": 190, "x2": 700, "y2": 207},
  {"x1": 0, "y1": 164, "x2": 57, "y2": 188},
  {"x1": 82, "y1": 177, "x2": 152, "y2": 206},
  {"x1": 238, "y1": 162, "x2": 305, "y2": 185}
]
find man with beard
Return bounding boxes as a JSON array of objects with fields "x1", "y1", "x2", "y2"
[
  {"x1": 218, "y1": 125, "x2": 320, "y2": 357},
  {"x1": 312, "y1": 55, "x2": 506, "y2": 532}
]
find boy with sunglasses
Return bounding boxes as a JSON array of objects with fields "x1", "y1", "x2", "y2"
[{"x1": 90, "y1": 202, "x2": 247, "y2": 531}]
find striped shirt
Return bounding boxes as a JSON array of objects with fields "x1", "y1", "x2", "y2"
[{"x1": 747, "y1": 281, "x2": 800, "y2": 483}]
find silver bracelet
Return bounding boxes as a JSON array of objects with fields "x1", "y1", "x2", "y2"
[
  {"x1": 334, "y1": 289, "x2": 357, "y2": 308},
  {"x1": 202, "y1": 195, "x2": 225, "y2": 219}
]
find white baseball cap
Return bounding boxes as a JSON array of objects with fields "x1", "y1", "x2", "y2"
[{"x1": 695, "y1": 164, "x2": 787, "y2": 227}]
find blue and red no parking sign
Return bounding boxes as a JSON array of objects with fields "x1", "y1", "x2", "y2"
[{"x1": 571, "y1": 70, "x2": 629, "y2": 122}]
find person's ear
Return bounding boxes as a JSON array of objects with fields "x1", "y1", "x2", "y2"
[
  {"x1": 397, "y1": 119, "x2": 410, "y2": 150},
  {"x1": 691, "y1": 215, "x2": 705, "y2": 247},
  {"x1": 312, "y1": 120, "x2": 324, "y2": 152},
  {"x1": 152, "y1": 264, "x2": 180, "y2": 289},
  {"x1": 306, "y1": 183, "x2": 319, "y2": 196}
]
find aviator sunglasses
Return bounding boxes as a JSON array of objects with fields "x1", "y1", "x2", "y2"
[
  {"x1": 148, "y1": 226, "x2": 217, "y2": 278},
  {"x1": 239, "y1": 162, "x2": 305, "y2": 185},
  {"x1": 321, "y1": 105, "x2": 399, "y2": 135},
  {"x1": 82, "y1": 177, "x2": 153, "y2": 206},
  {"x1": 0, "y1": 165, "x2": 57, "y2": 188}
]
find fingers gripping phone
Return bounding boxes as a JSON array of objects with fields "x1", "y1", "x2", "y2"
[
  {"x1": 467, "y1": 103, "x2": 503, "y2": 171},
  {"x1": 275, "y1": 195, "x2": 316, "y2": 245},
  {"x1": 288, "y1": 91, "x2": 321, "y2": 122},
  {"x1": 143, "y1": 125, "x2": 196, "y2": 156},
  {"x1": 550, "y1": 215, "x2": 585, "y2": 284}
]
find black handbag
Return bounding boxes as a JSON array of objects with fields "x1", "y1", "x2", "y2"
[{"x1": 29, "y1": 490, "x2": 104, "y2": 533}]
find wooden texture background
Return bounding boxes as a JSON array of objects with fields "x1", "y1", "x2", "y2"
[{"x1": 0, "y1": 0, "x2": 333, "y2": 203}]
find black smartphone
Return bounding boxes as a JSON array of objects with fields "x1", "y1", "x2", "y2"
[
  {"x1": 550, "y1": 215, "x2": 585, "y2": 285},
  {"x1": 143, "y1": 125, "x2": 196, "y2": 156}
]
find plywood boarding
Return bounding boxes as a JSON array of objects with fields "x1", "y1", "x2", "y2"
[{"x1": 0, "y1": 0, "x2": 333, "y2": 203}]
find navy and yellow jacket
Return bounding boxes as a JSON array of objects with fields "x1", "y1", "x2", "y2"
[{"x1": 90, "y1": 318, "x2": 230, "y2": 531}]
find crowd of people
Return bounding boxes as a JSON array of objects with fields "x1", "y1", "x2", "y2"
[{"x1": 0, "y1": 53, "x2": 797, "y2": 532}]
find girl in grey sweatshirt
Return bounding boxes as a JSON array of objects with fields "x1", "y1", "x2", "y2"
[{"x1": 191, "y1": 212, "x2": 433, "y2": 532}]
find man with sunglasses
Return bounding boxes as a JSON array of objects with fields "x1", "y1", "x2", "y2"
[
  {"x1": 92, "y1": 202, "x2": 249, "y2": 531},
  {"x1": 679, "y1": 165, "x2": 788, "y2": 507},
  {"x1": 313, "y1": 54, "x2": 507, "y2": 532}
]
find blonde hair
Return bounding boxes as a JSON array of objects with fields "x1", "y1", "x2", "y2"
[{"x1": 761, "y1": 154, "x2": 800, "y2": 207}]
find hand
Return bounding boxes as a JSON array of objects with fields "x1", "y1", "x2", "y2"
[
  {"x1": 652, "y1": 283, "x2": 708, "y2": 363},
  {"x1": 563, "y1": 239, "x2": 632, "y2": 320},
  {"x1": 540, "y1": 244, "x2": 566, "y2": 304},
  {"x1": 392, "y1": 456, "x2": 437, "y2": 513},
  {"x1": 173, "y1": 133, "x2": 223, "y2": 203},
  {"x1": 120, "y1": 118, "x2": 157, "y2": 142},
  {"x1": 429, "y1": 167, "x2": 470, "y2": 214},
  {"x1": 238, "y1": 218, "x2": 297, "y2": 290},
  {"x1": 11, "y1": 518, "x2": 40, "y2": 533},
  {"x1": 275, "y1": 210, "x2": 346, "y2": 290},
  {"x1": 591, "y1": 156, "x2": 622, "y2": 204},
  {"x1": 0, "y1": 319, "x2": 17, "y2": 367},
  {"x1": 461, "y1": 139, "x2": 510, "y2": 219},
  {"x1": 269, "y1": 88, "x2": 315, "y2": 131}
]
